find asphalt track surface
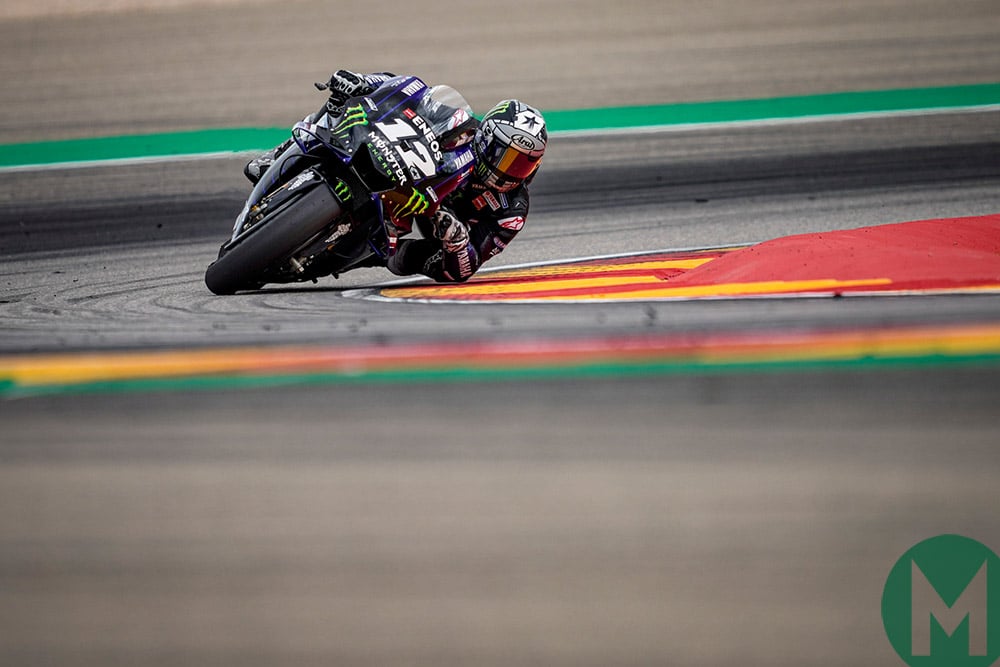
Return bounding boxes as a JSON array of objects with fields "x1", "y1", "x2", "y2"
[{"x1": 3, "y1": 2, "x2": 1000, "y2": 666}]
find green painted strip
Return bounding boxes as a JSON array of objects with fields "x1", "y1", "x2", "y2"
[
  {"x1": 4, "y1": 352, "x2": 1000, "y2": 400},
  {"x1": 0, "y1": 127, "x2": 291, "y2": 169},
  {"x1": 0, "y1": 83, "x2": 998, "y2": 169},
  {"x1": 545, "y1": 82, "x2": 1000, "y2": 133}
]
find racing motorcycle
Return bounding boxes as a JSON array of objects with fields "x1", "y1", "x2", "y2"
[{"x1": 204, "y1": 76, "x2": 478, "y2": 295}]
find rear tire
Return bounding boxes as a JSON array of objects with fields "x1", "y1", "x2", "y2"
[{"x1": 205, "y1": 182, "x2": 342, "y2": 295}]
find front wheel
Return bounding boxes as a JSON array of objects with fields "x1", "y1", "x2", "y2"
[{"x1": 205, "y1": 182, "x2": 343, "y2": 295}]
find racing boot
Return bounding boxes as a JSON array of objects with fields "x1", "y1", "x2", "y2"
[{"x1": 243, "y1": 138, "x2": 292, "y2": 184}]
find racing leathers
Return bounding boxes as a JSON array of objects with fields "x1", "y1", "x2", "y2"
[
  {"x1": 387, "y1": 181, "x2": 529, "y2": 283},
  {"x1": 245, "y1": 70, "x2": 535, "y2": 283},
  {"x1": 342, "y1": 71, "x2": 533, "y2": 283}
]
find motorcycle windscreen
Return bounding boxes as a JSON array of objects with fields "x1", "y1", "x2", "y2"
[{"x1": 417, "y1": 85, "x2": 478, "y2": 150}]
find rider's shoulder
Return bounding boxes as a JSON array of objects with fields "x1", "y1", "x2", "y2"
[{"x1": 502, "y1": 182, "x2": 531, "y2": 208}]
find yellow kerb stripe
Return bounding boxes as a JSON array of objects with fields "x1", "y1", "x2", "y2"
[
  {"x1": 524, "y1": 278, "x2": 894, "y2": 300},
  {"x1": 384, "y1": 276, "x2": 893, "y2": 300},
  {"x1": 484, "y1": 258, "x2": 714, "y2": 278}
]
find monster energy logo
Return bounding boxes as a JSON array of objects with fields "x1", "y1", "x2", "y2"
[
  {"x1": 483, "y1": 101, "x2": 512, "y2": 120},
  {"x1": 397, "y1": 189, "x2": 429, "y2": 218},
  {"x1": 334, "y1": 104, "x2": 368, "y2": 134},
  {"x1": 333, "y1": 179, "x2": 352, "y2": 202}
]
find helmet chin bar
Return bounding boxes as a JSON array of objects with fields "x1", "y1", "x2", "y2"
[{"x1": 474, "y1": 159, "x2": 519, "y2": 192}]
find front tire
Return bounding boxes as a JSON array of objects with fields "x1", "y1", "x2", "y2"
[{"x1": 205, "y1": 182, "x2": 343, "y2": 295}]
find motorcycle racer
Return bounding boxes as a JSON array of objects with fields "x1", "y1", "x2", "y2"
[{"x1": 244, "y1": 70, "x2": 547, "y2": 283}]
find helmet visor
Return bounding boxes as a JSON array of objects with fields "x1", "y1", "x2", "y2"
[{"x1": 483, "y1": 141, "x2": 541, "y2": 181}]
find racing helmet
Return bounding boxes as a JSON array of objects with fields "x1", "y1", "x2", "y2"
[{"x1": 473, "y1": 100, "x2": 547, "y2": 192}]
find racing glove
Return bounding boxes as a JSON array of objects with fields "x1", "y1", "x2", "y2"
[
  {"x1": 318, "y1": 70, "x2": 373, "y2": 114},
  {"x1": 326, "y1": 70, "x2": 371, "y2": 100},
  {"x1": 325, "y1": 70, "x2": 396, "y2": 99},
  {"x1": 433, "y1": 208, "x2": 470, "y2": 253},
  {"x1": 320, "y1": 70, "x2": 395, "y2": 114},
  {"x1": 432, "y1": 208, "x2": 478, "y2": 281}
]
